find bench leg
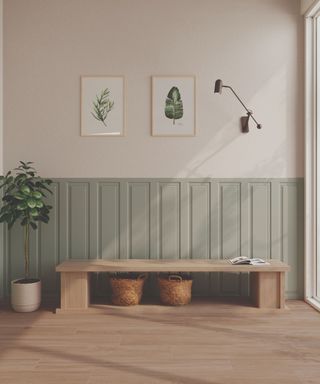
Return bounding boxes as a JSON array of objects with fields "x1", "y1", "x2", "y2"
[
  {"x1": 250, "y1": 272, "x2": 285, "y2": 309},
  {"x1": 60, "y1": 272, "x2": 90, "y2": 310}
]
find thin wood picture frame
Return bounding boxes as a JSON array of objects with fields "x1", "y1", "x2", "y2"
[
  {"x1": 81, "y1": 75, "x2": 126, "y2": 137},
  {"x1": 151, "y1": 75, "x2": 196, "y2": 137}
]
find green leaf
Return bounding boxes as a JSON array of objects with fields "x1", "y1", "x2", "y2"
[
  {"x1": 3, "y1": 195, "x2": 13, "y2": 202},
  {"x1": 14, "y1": 193, "x2": 26, "y2": 200},
  {"x1": 0, "y1": 214, "x2": 9, "y2": 223},
  {"x1": 30, "y1": 208, "x2": 38, "y2": 216},
  {"x1": 27, "y1": 199, "x2": 37, "y2": 208},
  {"x1": 35, "y1": 200, "x2": 43, "y2": 208},
  {"x1": 30, "y1": 222, "x2": 37, "y2": 230},
  {"x1": 17, "y1": 202, "x2": 28, "y2": 210},
  {"x1": 36, "y1": 215, "x2": 49, "y2": 223},
  {"x1": 25, "y1": 180, "x2": 35, "y2": 190},
  {"x1": 32, "y1": 191, "x2": 42, "y2": 199},
  {"x1": 164, "y1": 86, "x2": 183, "y2": 125},
  {"x1": 0, "y1": 205, "x2": 10, "y2": 214},
  {"x1": 21, "y1": 185, "x2": 31, "y2": 195},
  {"x1": 38, "y1": 184, "x2": 52, "y2": 194}
]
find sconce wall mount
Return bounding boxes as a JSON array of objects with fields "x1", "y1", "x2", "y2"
[{"x1": 214, "y1": 79, "x2": 262, "y2": 133}]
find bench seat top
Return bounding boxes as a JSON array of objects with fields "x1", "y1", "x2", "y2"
[{"x1": 56, "y1": 259, "x2": 290, "y2": 273}]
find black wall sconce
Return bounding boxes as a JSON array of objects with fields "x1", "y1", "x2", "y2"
[{"x1": 214, "y1": 79, "x2": 262, "y2": 133}]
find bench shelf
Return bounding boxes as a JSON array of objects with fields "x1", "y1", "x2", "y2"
[{"x1": 55, "y1": 259, "x2": 290, "y2": 313}]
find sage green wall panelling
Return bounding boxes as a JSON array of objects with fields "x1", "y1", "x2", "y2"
[
  {"x1": 189, "y1": 182, "x2": 211, "y2": 295},
  {"x1": 249, "y1": 183, "x2": 271, "y2": 260},
  {"x1": 219, "y1": 183, "x2": 242, "y2": 296},
  {"x1": 0, "y1": 178, "x2": 304, "y2": 300},
  {"x1": 159, "y1": 183, "x2": 180, "y2": 260},
  {"x1": 68, "y1": 183, "x2": 90, "y2": 260},
  {"x1": 9, "y1": 225, "x2": 28, "y2": 281},
  {"x1": 280, "y1": 182, "x2": 304, "y2": 299},
  {"x1": 128, "y1": 182, "x2": 150, "y2": 260},
  {"x1": 99, "y1": 182, "x2": 120, "y2": 260}
]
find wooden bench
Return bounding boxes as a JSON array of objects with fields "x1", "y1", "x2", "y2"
[{"x1": 55, "y1": 259, "x2": 290, "y2": 312}]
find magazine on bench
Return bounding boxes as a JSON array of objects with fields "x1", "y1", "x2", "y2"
[{"x1": 228, "y1": 256, "x2": 270, "y2": 265}]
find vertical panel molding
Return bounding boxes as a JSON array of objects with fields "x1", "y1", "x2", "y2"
[
  {"x1": 99, "y1": 182, "x2": 120, "y2": 260},
  {"x1": 128, "y1": 182, "x2": 150, "y2": 259},
  {"x1": 67, "y1": 182, "x2": 90, "y2": 259},
  {"x1": 219, "y1": 183, "x2": 241, "y2": 296},
  {"x1": 159, "y1": 182, "x2": 180, "y2": 259}
]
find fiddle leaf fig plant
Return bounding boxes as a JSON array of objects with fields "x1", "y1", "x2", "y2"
[{"x1": 0, "y1": 161, "x2": 53, "y2": 279}]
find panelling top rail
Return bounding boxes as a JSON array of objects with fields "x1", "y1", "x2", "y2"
[{"x1": 56, "y1": 259, "x2": 290, "y2": 273}]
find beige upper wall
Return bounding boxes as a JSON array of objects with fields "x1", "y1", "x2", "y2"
[{"x1": 3, "y1": 0, "x2": 303, "y2": 178}]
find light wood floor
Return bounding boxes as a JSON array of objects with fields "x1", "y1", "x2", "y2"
[{"x1": 0, "y1": 299, "x2": 320, "y2": 384}]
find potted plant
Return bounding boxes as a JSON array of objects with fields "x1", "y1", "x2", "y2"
[{"x1": 0, "y1": 161, "x2": 52, "y2": 312}]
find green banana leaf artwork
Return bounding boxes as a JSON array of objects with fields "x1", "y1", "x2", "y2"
[
  {"x1": 165, "y1": 86, "x2": 183, "y2": 125},
  {"x1": 91, "y1": 88, "x2": 114, "y2": 127}
]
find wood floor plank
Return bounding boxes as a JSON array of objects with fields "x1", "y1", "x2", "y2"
[{"x1": 0, "y1": 299, "x2": 319, "y2": 384}]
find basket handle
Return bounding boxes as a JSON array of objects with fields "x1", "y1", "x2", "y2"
[{"x1": 168, "y1": 274, "x2": 183, "y2": 282}]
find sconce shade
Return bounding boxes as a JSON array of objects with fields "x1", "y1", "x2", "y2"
[{"x1": 214, "y1": 79, "x2": 223, "y2": 94}]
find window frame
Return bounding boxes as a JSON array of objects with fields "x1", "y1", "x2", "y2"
[{"x1": 305, "y1": 2, "x2": 320, "y2": 310}]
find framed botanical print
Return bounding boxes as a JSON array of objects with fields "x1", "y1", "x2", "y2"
[
  {"x1": 81, "y1": 76, "x2": 125, "y2": 136},
  {"x1": 152, "y1": 76, "x2": 196, "y2": 136}
]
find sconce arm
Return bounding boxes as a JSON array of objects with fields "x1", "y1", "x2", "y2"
[{"x1": 223, "y1": 85, "x2": 261, "y2": 128}]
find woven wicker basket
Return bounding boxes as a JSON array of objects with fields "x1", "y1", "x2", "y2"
[
  {"x1": 110, "y1": 274, "x2": 146, "y2": 306},
  {"x1": 158, "y1": 274, "x2": 193, "y2": 306}
]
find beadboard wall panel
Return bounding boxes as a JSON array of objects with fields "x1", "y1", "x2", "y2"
[
  {"x1": 0, "y1": 178, "x2": 304, "y2": 300},
  {"x1": 128, "y1": 182, "x2": 150, "y2": 260},
  {"x1": 67, "y1": 182, "x2": 90, "y2": 260},
  {"x1": 99, "y1": 182, "x2": 120, "y2": 260},
  {"x1": 219, "y1": 182, "x2": 242, "y2": 296}
]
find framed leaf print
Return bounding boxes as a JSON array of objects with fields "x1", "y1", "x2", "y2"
[
  {"x1": 152, "y1": 76, "x2": 196, "y2": 136},
  {"x1": 81, "y1": 76, "x2": 125, "y2": 136}
]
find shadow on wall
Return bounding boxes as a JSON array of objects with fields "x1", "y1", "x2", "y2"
[{"x1": 180, "y1": 65, "x2": 300, "y2": 178}]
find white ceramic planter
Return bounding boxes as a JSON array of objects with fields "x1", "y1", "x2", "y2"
[{"x1": 11, "y1": 279, "x2": 41, "y2": 312}]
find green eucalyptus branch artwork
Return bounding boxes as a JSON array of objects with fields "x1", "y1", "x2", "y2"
[
  {"x1": 91, "y1": 88, "x2": 114, "y2": 127},
  {"x1": 165, "y1": 86, "x2": 183, "y2": 125},
  {"x1": 81, "y1": 76, "x2": 125, "y2": 136}
]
